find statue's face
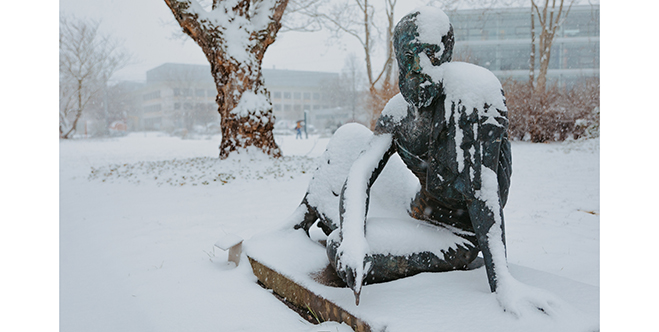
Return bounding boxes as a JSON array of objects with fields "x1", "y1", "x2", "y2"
[
  {"x1": 396, "y1": 39, "x2": 444, "y2": 108},
  {"x1": 394, "y1": 13, "x2": 453, "y2": 109}
]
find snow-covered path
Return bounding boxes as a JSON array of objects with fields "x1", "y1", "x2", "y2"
[{"x1": 59, "y1": 133, "x2": 598, "y2": 331}]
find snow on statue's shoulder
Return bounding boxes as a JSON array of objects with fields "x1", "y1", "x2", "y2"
[
  {"x1": 436, "y1": 61, "x2": 506, "y2": 113},
  {"x1": 380, "y1": 93, "x2": 409, "y2": 124}
]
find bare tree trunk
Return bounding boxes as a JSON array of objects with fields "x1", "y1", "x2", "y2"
[
  {"x1": 531, "y1": 0, "x2": 573, "y2": 94},
  {"x1": 164, "y1": 0, "x2": 286, "y2": 159},
  {"x1": 529, "y1": 6, "x2": 536, "y2": 88},
  {"x1": 213, "y1": 60, "x2": 280, "y2": 158},
  {"x1": 382, "y1": 0, "x2": 396, "y2": 85},
  {"x1": 366, "y1": 0, "x2": 397, "y2": 128}
]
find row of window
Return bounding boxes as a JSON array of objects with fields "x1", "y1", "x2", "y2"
[
  {"x1": 272, "y1": 91, "x2": 325, "y2": 101},
  {"x1": 143, "y1": 104, "x2": 162, "y2": 113},
  {"x1": 144, "y1": 88, "x2": 331, "y2": 102},
  {"x1": 273, "y1": 104, "x2": 328, "y2": 112},
  {"x1": 455, "y1": 40, "x2": 599, "y2": 72},
  {"x1": 145, "y1": 102, "x2": 333, "y2": 114},
  {"x1": 143, "y1": 90, "x2": 161, "y2": 101},
  {"x1": 174, "y1": 103, "x2": 216, "y2": 111},
  {"x1": 451, "y1": 9, "x2": 599, "y2": 41},
  {"x1": 173, "y1": 88, "x2": 216, "y2": 97}
]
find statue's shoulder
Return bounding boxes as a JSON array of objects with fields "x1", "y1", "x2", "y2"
[
  {"x1": 376, "y1": 93, "x2": 410, "y2": 131},
  {"x1": 435, "y1": 62, "x2": 507, "y2": 113}
]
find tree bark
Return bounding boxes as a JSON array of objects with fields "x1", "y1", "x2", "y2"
[
  {"x1": 530, "y1": 0, "x2": 573, "y2": 94},
  {"x1": 529, "y1": 6, "x2": 535, "y2": 88},
  {"x1": 164, "y1": 0, "x2": 287, "y2": 159}
]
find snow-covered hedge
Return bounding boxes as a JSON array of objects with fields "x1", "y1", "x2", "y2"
[{"x1": 503, "y1": 78, "x2": 600, "y2": 142}]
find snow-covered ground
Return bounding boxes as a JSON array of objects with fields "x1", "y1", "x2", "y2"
[{"x1": 58, "y1": 132, "x2": 599, "y2": 331}]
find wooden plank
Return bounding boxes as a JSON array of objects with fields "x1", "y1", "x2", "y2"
[{"x1": 248, "y1": 256, "x2": 372, "y2": 332}]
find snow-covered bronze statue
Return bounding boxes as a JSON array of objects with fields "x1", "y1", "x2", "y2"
[{"x1": 286, "y1": 7, "x2": 558, "y2": 315}]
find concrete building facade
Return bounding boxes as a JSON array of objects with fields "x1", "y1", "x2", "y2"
[
  {"x1": 134, "y1": 63, "x2": 339, "y2": 132},
  {"x1": 450, "y1": 4, "x2": 599, "y2": 86}
]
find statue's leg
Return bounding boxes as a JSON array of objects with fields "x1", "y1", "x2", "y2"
[
  {"x1": 408, "y1": 188, "x2": 474, "y2": 232},
  {"x1": 279, "y1": 193, "x2": 319, "y2": 235},
  {"x1": 326, "y1": 216, "x2": 479, "y2": 285},
  {"x1": 288, "y1": 123, "x2": 375, "y2": 235},
  {"x1": 364, "y1": 238, "x2": 479, "y2": 284}
]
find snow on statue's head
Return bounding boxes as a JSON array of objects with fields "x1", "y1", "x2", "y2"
[{"x1": 394, "y1": 7, "x2": 454, "y2": 108}]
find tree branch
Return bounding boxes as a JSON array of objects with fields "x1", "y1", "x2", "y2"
[
  {"x1": 251, "y1": 0, "x2": 289, "y2": 60},
  {"x1": 163, "y1": 0, "x2": 208, "y2": 46}
]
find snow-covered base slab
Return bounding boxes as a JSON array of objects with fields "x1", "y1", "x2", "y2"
[{"x1": 245, "y1": 227, "x2": 599, "y2": 332}]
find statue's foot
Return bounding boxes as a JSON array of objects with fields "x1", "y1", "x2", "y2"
[
  {"x1": 495, "y1": 275, "x2": 562, "y2": 317},
  {"x1": 286, "y1": 200, "x2": 318, "y2": 235},
  {"x1": 327, "y1": 231, "x2": 372, "y2": 305}
]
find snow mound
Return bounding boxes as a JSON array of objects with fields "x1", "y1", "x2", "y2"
[
  {"x1": 87, "y1": 155, "x2": 317, "y2": 186},
  {"x1": 307, "y1": 322, "x2": 355, "y2": 332}
]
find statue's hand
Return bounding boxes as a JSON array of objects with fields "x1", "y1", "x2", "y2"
[
  {"x1": 329, "y1": 234, "x2": 372, "y2": 305},
  {"x1": 495, "y1": 276, "x2": 562, "y2": 317}
]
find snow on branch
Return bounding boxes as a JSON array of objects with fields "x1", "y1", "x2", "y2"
[{"x1": 165, "y1": 0, "x2": 287, "y2": 64}]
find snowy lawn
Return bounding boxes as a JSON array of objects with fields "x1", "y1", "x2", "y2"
[{"x1": 59, "y1": 132, "x2": 598, "y2": 331}]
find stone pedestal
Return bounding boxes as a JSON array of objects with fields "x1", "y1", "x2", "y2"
[{"x1": 244, "y1": 226, "x2": 599, "y2": 332}]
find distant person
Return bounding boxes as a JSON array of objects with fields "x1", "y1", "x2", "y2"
[{"x1": 295, "y1": 121, "x2": 302, "y2": 139}]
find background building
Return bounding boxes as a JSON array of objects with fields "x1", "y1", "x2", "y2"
[
  {"x1": 134, "y1": 63, "x2": 340, "y2": 132},
  {"x1": 450, "y1": 4, "x2": 599, "y2": 86},
  {"x1": 130, "y1": 5, "x2": 599, "y2": 134}
]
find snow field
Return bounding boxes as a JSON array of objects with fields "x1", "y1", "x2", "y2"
[{"x1": 59, "y1": 132, "x2": 599, "y2": 331}]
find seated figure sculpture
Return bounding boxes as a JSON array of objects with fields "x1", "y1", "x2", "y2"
[{"x1": 285, "y1": 7, "x2": 558, "y2": 315}]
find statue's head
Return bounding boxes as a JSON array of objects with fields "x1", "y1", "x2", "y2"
[{"x1": 394, "y1": 7, "x2": 454, "y2": 108}]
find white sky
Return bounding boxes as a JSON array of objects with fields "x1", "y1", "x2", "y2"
[{"x1": 58, "y1": 0, "x2": 433, "y2": 82}]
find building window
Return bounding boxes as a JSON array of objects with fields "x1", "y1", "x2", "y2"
[
  {"x1": 294, "y1": 105, "x2": 301, "y2": 112},
  {"x1": 274, "y1": 104, "x2": 281, "y2": 111},
  {"x1": 515, "y1": 26, "x2": 529, "y2": 37},
  {"x1": 182, "y1": 89, "x2": 192, "y2": 97},
  {"x1": 284, "y1": 92, "x2": 291, "y2": 99},
  {"x1": 294, "y1": 92, "x2": 301, "y2": 99},
  {"x1": 284, "y1": 104, "x2": 292, "y2": 111},
  {"x1": 144, "y1": 104, "x2": 162, "y2": 113},
  {"x1": 173, "y1": 88, "x2": 181, "y2": 96},
  {"x1": 143, "y1": 90, "x2": 161, "y2": 101},
  {"x1": 303, "y1": 104, "x2": 310, "y2": 111},
  {"x1": 313, "y1": 105, "x2": 321, "y2": 110},
  {"x1": 303, "y1": 92, "x2": 311, "y2": 100},
  {"x1": 273, "y1": 91, "x2": 282, "y2": 99},
  {"x1": 313, "y1": 92, "x2": 320, "y2": 100},
  {"x1": 174, "y1": 103, "x2": 181, "y2": 110}
]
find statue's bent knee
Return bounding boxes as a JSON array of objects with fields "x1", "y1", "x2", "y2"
[{"x1": 326, "y1": 228, "x2": 479, "y2": 285}]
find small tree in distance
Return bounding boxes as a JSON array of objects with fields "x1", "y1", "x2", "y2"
[
  {"x1": 529, "y1": 0, "x2": 576, "y2": 93},
  {"x1": 59, "y1": 15, "x2": 131, "y2": 139},
  {"x1": 285, "y1": 0, "x2": 399, "y2": 129},
  {"x1": 164, "y1": 0, "x2": 288, "y2": 159}
]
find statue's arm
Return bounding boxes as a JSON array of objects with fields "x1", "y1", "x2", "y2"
[
  {"x1": 334, "y1": 132, "x2": 396, "y2": 300},
  {"x1": 468, "y1": 129, "x2": 560, "y2": 316},
  {"x1": 467, "y1": 119, "x2": 512, "y2": 294}
]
